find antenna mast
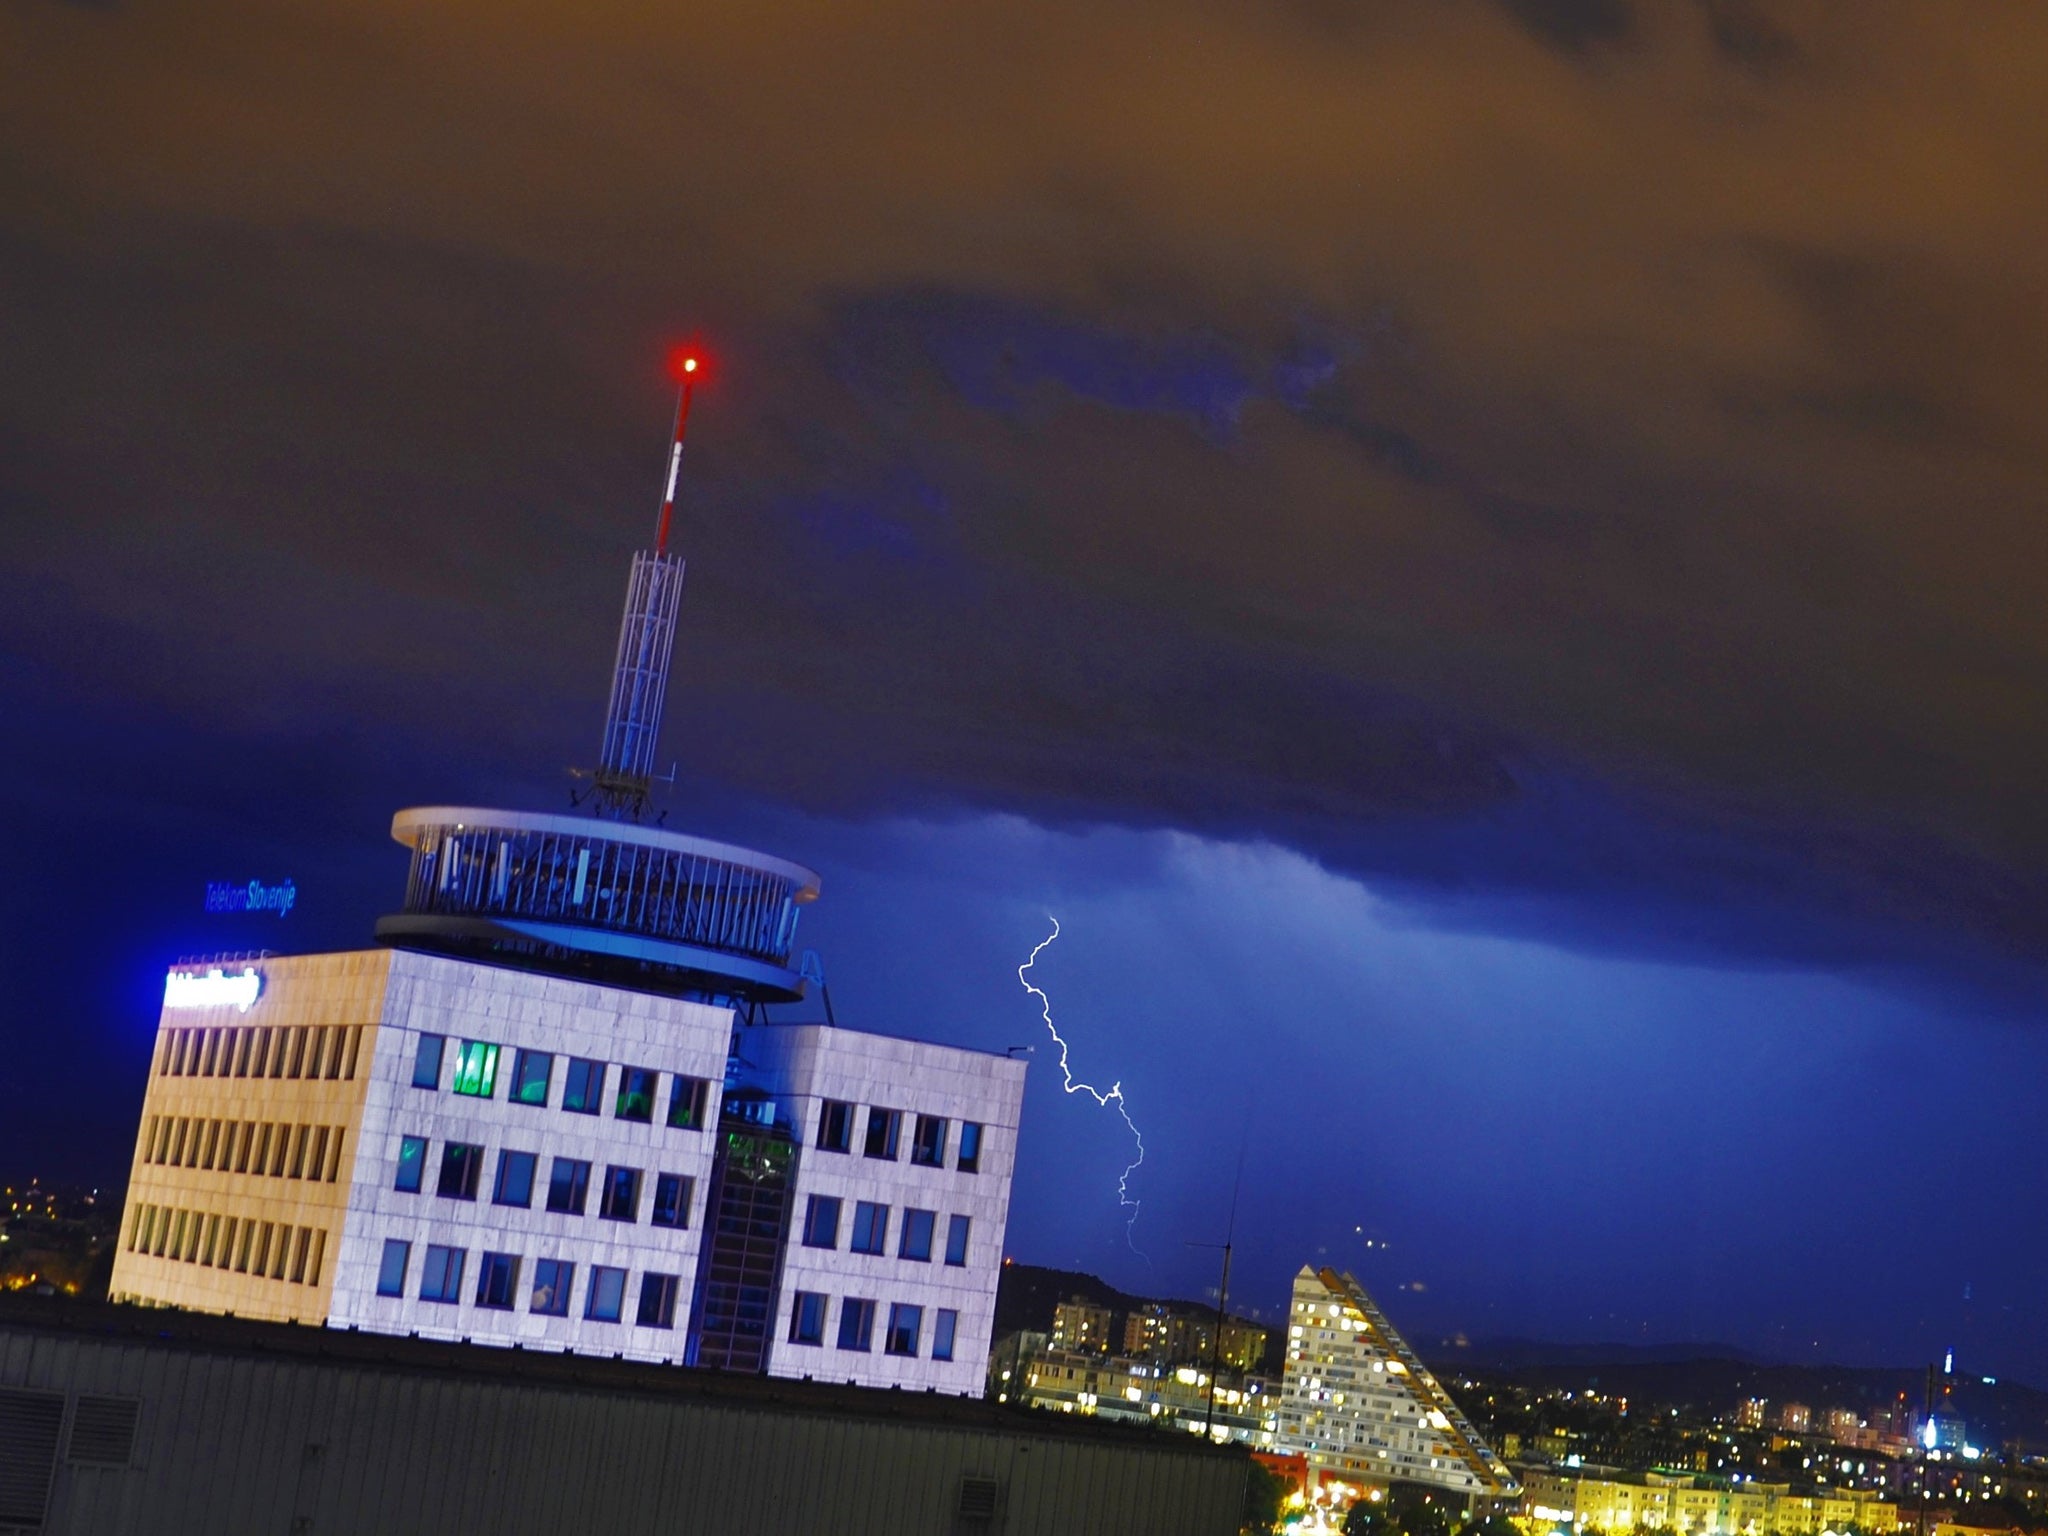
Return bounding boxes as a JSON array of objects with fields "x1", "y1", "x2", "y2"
[{"x1": 590, "y1": 354, "x2": 700, "y2": 820}]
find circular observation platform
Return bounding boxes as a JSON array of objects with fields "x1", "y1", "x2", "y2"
[{"x1": 375, "y1": 806, "x2": 821, "y2": 1005}]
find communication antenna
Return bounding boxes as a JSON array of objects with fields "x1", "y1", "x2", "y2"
[{"x1": 579, "y1": 350, "x2": 701, "y2": 820}]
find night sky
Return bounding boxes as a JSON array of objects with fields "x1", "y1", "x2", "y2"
[{"x1": 7, "y1": 1, "x2": 2048, "y2": 1381}]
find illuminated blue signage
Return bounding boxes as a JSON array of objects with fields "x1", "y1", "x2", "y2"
[
  {"x1": 204, "y1": 879, "x2": 296, "y2": 916},
  {"x1": 164, "y1": 967, "x2": 264, "y2": 1012}
]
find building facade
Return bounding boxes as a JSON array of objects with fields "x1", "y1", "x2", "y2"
[
  {"x1": 1276, "y1": 1266, "x2": 1516, "y2": 1501},
  {"x1": 1518, "y1": 1467, "x2": 1900, "y2": 1536},
  {"x1": 113, "y1": 944, "x2": 1023, "y2": 1395}
]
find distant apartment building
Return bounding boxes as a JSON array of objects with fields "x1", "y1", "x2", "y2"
[
  {"x1": 1052, "y1": 1296, "x2": 1115, "y2": 1354},
  {"x1": 1822, "y1": 1408, "x2": 1865, "y2": 1444},
  {"x1": 1519, "y1": 1467, "x2": 1899, "y2": 1536},
  {"x1": 1123, "y1": 1302, "x2": 1268, "y2": 1373},
  {"x1": 1275, "y1": 1266, "x2": 1516, "y2": 1501},
  {"x1": 992, "y1": 1333, "x2": 1278, "y2": 1446},
  {"x1": 1777, "y1": 1402, "x2": 1814, "y2": 1434}
]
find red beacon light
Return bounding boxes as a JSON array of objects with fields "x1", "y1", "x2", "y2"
[{"x1": 654, "y1": 344, "x2": 708, "y2": 554}]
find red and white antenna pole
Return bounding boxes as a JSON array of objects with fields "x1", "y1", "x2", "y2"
[{"x1": 654, "y1": 354, "x2": 699, "y2": 556}]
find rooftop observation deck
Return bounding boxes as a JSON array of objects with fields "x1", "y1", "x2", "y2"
[{"x1": 374, "y1": 806, "x2": 821, "y2": 1005}]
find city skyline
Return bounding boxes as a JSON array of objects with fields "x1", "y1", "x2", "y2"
[{"x1": 7, "y1": 1, "x2": 2048, "y2": 1388}]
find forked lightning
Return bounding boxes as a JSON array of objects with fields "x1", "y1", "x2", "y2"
[{"x1": 1018, "y1": 917, "x2": 1147, "y2": 1253}]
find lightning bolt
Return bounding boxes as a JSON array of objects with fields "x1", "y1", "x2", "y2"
[{"x1": 1018, "y1": 916, "x2": 1147, "y2": 1255}]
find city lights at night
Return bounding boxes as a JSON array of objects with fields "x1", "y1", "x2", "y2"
[{"x1": 6, "y1": 2, "x2": 2048, "y2": 1533}]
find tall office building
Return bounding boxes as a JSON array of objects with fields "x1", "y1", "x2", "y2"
[
  {"x1": 108, "y1": 361, "x2": 1027, "y2": 1393},
  {"x1": 1276, "y1": 1267, "x2": 1515, "y2": 1501}
]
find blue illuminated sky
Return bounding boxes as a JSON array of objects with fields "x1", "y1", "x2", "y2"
[{"x1": 5, "y1": 0, "x2": 2048, "y2": 1382}]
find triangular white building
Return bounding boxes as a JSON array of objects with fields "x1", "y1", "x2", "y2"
[{"x1": 1277, "y1": 1266, "x2": 1517, "y2": 1501}]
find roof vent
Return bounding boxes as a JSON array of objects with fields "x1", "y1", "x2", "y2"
[
  {"x1": 0, "y1": 1387, "x2": 64, "y2": 1528},
  {"x1": 958, "y1": 1475, "x2": 1002, "y2": 1520},
  {"x1": 69, "y1": 1397, "x2": 142, "y2": 1467}
]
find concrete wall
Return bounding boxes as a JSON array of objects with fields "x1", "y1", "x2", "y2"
[
  {"x1": 330, "y1": 949, "x2": 734, "y2": 1363},
  {"x1": 747, "y1": 1022, "x2": 1025, "y2": 1394},
  {"x1": 0, "y1": 1305, "x2": 1247, "y2": 1536}
]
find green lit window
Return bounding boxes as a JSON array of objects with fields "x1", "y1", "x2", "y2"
[
  {"x1": 450, "y1": 1040, "x2": 499, "y2": 1098},
  {"x1": 614, "y1": 1066, "x2": 657, "y2": 1123},
  {"x1": 510, "y1": 1049, "x2": 552, "y2": 1106}
]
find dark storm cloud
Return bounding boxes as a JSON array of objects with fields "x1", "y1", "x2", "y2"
[{"x1": 6, "y1": 0, "x2": 2048, "y2": 993}]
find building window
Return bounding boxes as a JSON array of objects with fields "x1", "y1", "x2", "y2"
[
  {"x1": 376, "y1": 1239, "x2": 409, "y2": 1298},
  {"x1": 900, "y1": 1208, "x2": 936, "y2": 1262},
  {"x1": 545, "y1": 1157, "x2": 591, "y2": 1216},
  {"x1": 837, "y1": 1297, "x2": 875, "y2": 1352},
  {"x1": 957, "y1": 1121, "x2": 983, "y2": 1173},
  {"x1": 667, "y1": 1075, "x2": 711, "y2": 1130},
  {"x1": 493, "y1": 1149, "x2": 537, "y2": 1208},
  {"x1": 637, "y1": 1272, "x2": 681, "y2": 1329},
  {"x1": 816, "y1": 1099, "x2": 853, "y2": 1153},
  {"x1": 911, "y1": 1114, "x2": 948, "y2": 1168},
  {"x1": 437, "y1": 1141, "x2": 483, "y2": 1201},
  {"x1": 789, "y1": 1291, "x2": 827, "y2": 1345},
  {"x1": 850, "y1": 1201, "x2": 889, "y2": 1256},
  {"x1": 510, "y1": 1048, "x2": 553, "y2": 1106},
  {"x1": 419, "y1": 1244, "x2": 465, "y2": 1303},
  {"x1": 945, "y1": 1214, "x2": 970, "y2": 1267},
  {"x1": 802, "y1": 1195, "x2": 841, "y2": 1249},
  {"x1": 412, "y1": 1033, "x2": 445, "y2": 1089},
  {"x1": 475, "y1": 1251, "x2": 519, "y2": 1310},
  {"x1": 863, "y1": 1107, "x2": 900, "y2": 1160},
  {"x1": 886, "y1": 1303, "x2": 922, "y2": 1357},
  {"x1": 529, "y1": 1258, "x2": 573, "y2": 1317},
  {"x1": 599, "y1": 1165, "x2": 642, "y2": 1222},
  {"x1": 394, "y1": 1135, "x2": 427, "y2": 1193},
  {"x1": 561, "y1": 1057, "x2": 605, "y2": 1115},
  {"x1": 933, "y1": 1308, "x2": 958, "y2": 1362},
  {"x1": 651, "y1": 1172, "x2": 693, "y2": 1229},
  {"x1": 615, "y1": 1066, "x2": 658, "y2": 1122},
  {"x1": 450, "y1": 1040, "x2": 499, "y2": 1098},
  {"x1": 585, "y1": 1264, "x2": 626, "y2": 1322}
]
